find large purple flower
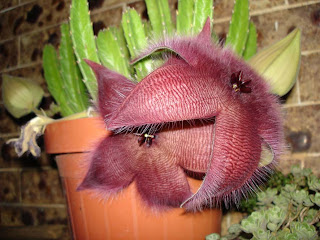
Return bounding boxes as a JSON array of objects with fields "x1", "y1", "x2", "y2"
[{"x1": 78, "y1": 20, "x2": 284, "y2": 211}]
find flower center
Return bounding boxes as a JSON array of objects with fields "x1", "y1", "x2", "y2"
[
  {"x1": 137, "y1": 133, "x2": 156, "y2": 147},
  {"x1": 230, "y1": 70, "x2": 252, "y2": 93}
]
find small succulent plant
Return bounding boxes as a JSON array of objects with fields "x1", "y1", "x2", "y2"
[{"x1": 206, "y1": 165, "x2": 320, "y2": 240}]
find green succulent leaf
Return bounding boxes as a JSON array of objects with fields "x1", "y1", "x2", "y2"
[
  {"x1": 266, "y1": 206, "x2": 286, "y2": 226},
  {"x1": 225, "y1": 0, "x2": 249, "y2": 56},
  {"x1": 277, "y1": 231, "x2": 299, "y2": 240},
  {"x1": 273, "y1": 194, "x2": 290, "y2": 210},
  {"x1": 267, "y1": 222, "x2": 278, "y2": 232},
  {"x1": 227, "y1": 224, "x2": 242, "y2": 235},
  {"x1": 292, "y1": 189, "x2": 309, "y2": 205},
  {"x1": 303, "y1": 209, "x2": 318, "y2": 224},
  {"x1": 290, "y1": 222, "x2": 318, "y2": 240},
  {"x1": 291, "y1": 165, "x2": 303, "y2": 177},
  {"x1": 310, "y1": 192, "x2": 320, "y2": 207},
  {"x1": 301, "y1": 168, "x2": 312, "y2": 177},
  {"x1": 257, "y1": 188, "x2": 278, "y2": 206},
  {"x1": 308, "y1": 175, "x2": 320, "y2": 191},
  {"x1": 70, "y1": 0, "x2": 100, "y2": 101},
  {"x1": 205, "y1": 233, "x2": 221, "y2": 240},
  {"x1": 241, "y1": 211, "x2": 266, "y2": 233},
  {"x1": 283, "y1": 184, "x2": 297, "y2": 193},
  {"x1": 252, "y1": 229, "x2": 271, "y2": 239}
]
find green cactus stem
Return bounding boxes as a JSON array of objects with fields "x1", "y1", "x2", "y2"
[
  {"x1": 43, "y1": 45, "x2": 74, "y2": 117},
  {"x1": 70, "y1": 0, "x2": 100, "y2": 101},
  {"x1": 176, "y1": 0, "x2": 194, "y2": 34},
  {"x1": 192, "y1": 0, "x2": 213, "y2": 34},
  {"x1": 143, "y1": 20, "x2": 152, "y2": 38},
  {"x1": 145, "y1": 0, "x2": 174, "y2": 36},
  {"x1": 122, "y1": 8, "x2": 153, "y2": 80},
  {"x1": 59, "y1": 23, "x2": 89, "y2": 112},
  {"x1": 225, "y1": 0, "x2": 250, "y2": 56},
  {"x1": 177, "y1": 0, "x2": 213, "y2": 35},
  {"x1": 97, "y1": 26, "x2": 131, "y2": 78},
  {"x1": 243, "y1": 21, "x2": 257, "y2": 60}
]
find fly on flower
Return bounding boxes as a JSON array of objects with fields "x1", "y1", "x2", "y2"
[{"x1": 78, "y1": 19, "x2": 284, "y2": 212}]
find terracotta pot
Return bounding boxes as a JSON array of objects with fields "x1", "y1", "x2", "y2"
[{"x1": 44, "y1": 117, "x2": 222, "y2": 240}]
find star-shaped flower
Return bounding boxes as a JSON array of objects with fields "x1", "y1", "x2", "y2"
[{"x1": 78, "y1": 19, "x2": 284, "y2": 211}]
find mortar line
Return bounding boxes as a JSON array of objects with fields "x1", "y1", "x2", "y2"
[
  {"x1": 90, "y1": 2, "x2": 128, "y2": 15},
  {"x1": 0, "y1": 132, "x2": 20, "y2": 139},
  {"x1": 283, "y1": 101, "x2": 320, "y2": 108},
  {"x1": 214, "y1": 0, "x2": 320, "y2": 24},
  {"x1": 17, "y1": 36, "x2": 21, "y2": 66},
  {"x1": 0, "y1": 61, "x2": 42, "y2": 73},
  {"x1": 0, "y1": 0, "x2": 37, "y2": 14},
  {"x1": 0, "y1": 166, "x2": 55, "y2": 172},
  {"x1": 302, "y1": 49, "x2": 320, "y2": 56},
  {"x1": 0, "y1": 202, "x2": 66, "y2": 208},
  {"x1": 296, "y1": 76, "x2": 302, "y2": 105}
]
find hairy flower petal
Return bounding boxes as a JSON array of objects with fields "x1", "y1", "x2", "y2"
[
  {"x1": 84, "y1": 60, "x2": 135, "y2": 123},
  {"x1": 77, "y1": 135, "x2": 135, "y2": 194}
]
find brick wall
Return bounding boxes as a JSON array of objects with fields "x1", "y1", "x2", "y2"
[{"x1": 0, "y1": 0, "x2": 319, "y2": 238}]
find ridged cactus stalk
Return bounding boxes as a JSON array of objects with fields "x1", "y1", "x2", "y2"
[
  {"x1": 59, "y1": 23, "x2": 89, "y2": 112},
  {"x1": 243, "y1": 22, "x2": 257, "y2": 60},
  {"x1": 69, "y1": 0, "x2": 100, "y2": 102},
  {"x1": 177, "y1": 0, "x2": 214, "y2": 35},
  {"x1": 43, "y1": 23, "x2": 89, "y2": 117},
  {"x1": 145, "y1": 0, "x2": 174, "y2": 36},
  {"x1": 96, "y1": 26, "x2": 131, "y2": 79},
  {"x1": 225, "y1": 0, "x2": 251, "y2": 56},
  {"x1": 121, "y1": 9, "x2": 154, "y2": 80},
  {"x1": 43, "y1": 44, "x2": 75, "y2": 117}
]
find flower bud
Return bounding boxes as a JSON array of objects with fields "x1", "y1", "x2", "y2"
[
  {"x1": 248, "y1": 29, "x2": 301, "y2": 96},
  {"x1": 2, "y1": 75, "x2": 44, "y2": 118}
]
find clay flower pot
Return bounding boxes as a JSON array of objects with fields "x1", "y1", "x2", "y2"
[{"x1": 44, "y1": 117, "x2": 222, "y2": 239}]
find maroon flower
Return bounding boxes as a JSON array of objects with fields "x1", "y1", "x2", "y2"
[{"x1": 78, "y1": 20, "x2": 284, "y2": 211}]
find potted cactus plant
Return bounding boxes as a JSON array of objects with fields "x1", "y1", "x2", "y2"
[{"x1": 2, "y1": 0, "x2": 301, "y2": 239}]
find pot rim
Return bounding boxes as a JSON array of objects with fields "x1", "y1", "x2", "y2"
[{"x1": 44, "y1": 116, "x2": 109, "y2": 154}]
